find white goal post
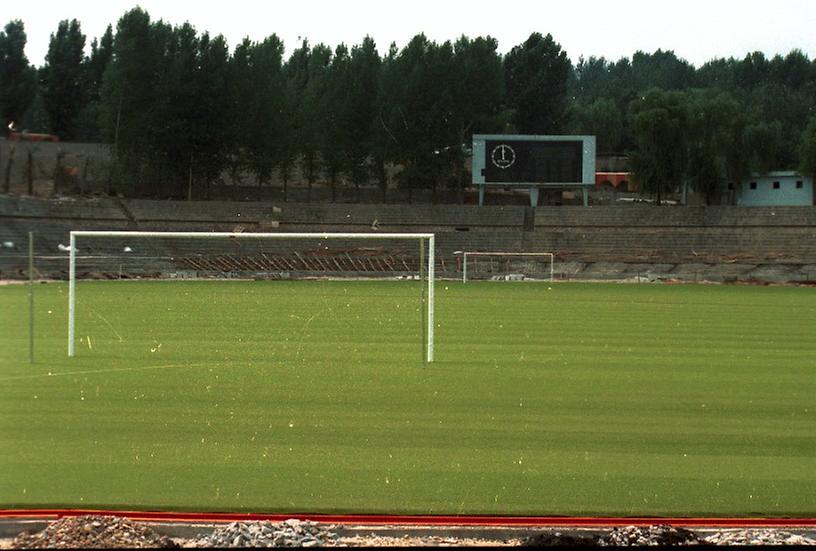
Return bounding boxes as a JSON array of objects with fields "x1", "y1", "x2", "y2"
[
  {"x1": 456, "y1": 251, "x2": 554, "y2": 283},
  {"x1": 68, "y1": 231, "x2": 435, "y2": 362}
]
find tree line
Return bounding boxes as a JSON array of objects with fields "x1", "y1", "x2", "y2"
[{"x1": 1, "y1": 8, "x2": 816, "y2": 202}]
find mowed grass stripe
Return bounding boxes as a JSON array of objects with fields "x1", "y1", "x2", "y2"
[{"x1": 0, "y1": 280, "x2": 814, "y2": 515}]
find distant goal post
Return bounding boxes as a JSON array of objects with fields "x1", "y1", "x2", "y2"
[
  {"x1": 67, "y1": 231, "x2": 436, "y2": 362},
  {"x1": 455, "y1": 251, "x2": 554, "y2": 283}
]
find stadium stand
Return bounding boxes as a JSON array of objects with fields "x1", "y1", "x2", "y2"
[{"x1": 2, "y1": 196, "x2": 816, "y2": 282}]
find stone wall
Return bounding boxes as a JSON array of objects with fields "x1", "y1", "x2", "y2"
[{"x1": 0, "y1": 141, "x2": 112, "y2": 196}]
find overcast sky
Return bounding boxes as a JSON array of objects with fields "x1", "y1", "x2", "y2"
[{"x1": 5, "y1": 0, "x2": 816, "y2": 67}]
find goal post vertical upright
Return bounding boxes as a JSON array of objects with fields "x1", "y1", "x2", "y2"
[
  {"x1": 419, "y1": 238, "x2": 426, "y2": 363},
  {"x1": 28, "y1": 231, "x2": 34, "y2": 364},
  {"x1": 68, "y1": 231, "x2": 76, "y2": 357},
  {"x1": 427, "y1": 235, "x2": 435, "y2": 363},
  {"x1": 67, "y1": 231, "x2": 435, "y2": 362}
]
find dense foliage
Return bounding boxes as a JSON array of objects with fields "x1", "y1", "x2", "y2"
[{"x1": 1, "y1": 10, "x2": 816, "y2": 200}]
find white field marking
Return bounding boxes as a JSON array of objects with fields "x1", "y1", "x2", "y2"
[
  {"x1": 0, "y1": 362, "x2": 213, "y2": 383},
  {"x1": 294, "y1": 311, "x2": 322, "y2": 359},
  {"x1": 88, "y1": 307, "x2": 124, "y2": 342}
]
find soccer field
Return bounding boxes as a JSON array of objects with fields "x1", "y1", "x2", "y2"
[{"x1": 1, "y1": 280, "x2": 814, "y2": 516}]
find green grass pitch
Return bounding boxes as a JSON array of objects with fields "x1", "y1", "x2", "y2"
[{"x1": 1, "y1": 280, "x2": 815, "y2": 516}]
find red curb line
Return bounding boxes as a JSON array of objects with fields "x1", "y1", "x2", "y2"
[{"x1": 1, "y1": 509, "x2": 815, "y2": 527}]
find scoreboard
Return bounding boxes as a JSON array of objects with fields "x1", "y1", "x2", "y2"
[{"x1": 472, "y1": 135, "x2": 595, "y2": 186}]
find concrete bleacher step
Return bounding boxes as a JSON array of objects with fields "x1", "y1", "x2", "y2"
[
  {"x1": 113, "y1": 197, "x2": 139, "y2": 229},
  {"x1": 3, "y1": 195, "x2": 816, "y2": 280}
]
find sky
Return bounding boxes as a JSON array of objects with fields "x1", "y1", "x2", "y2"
[{"x1": 5, "y1": 0, "x2": 816, "y2": 67}]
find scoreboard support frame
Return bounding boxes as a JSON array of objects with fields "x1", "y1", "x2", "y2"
[{"x1": 477, "y1": 184, "x2": 588, "y2": 207}]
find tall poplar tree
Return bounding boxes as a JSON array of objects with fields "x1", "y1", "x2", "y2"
[
  {"x1": 0, "y1": 20, "x2": 37, "y2": 129},
  {"x1": 628, "y1": 89, "x2": 689, "y2": 205},
  {"x1": 323, "y1": 43, "x2": 351, "y2": 201},
  {"x1": 246, "y1": 35, "x2": 287, "y2": 190},
  {"x1": 42, "y1": 19, "x2": 86, "y2": 139},
  {"x1": 344, "y1": 36, "x2": 382, "y2": 200},
  {"x1": 799, "y1": 114, "x2": 816, "y2": 178},
  {"x1": 75, "y1": 25, "x2": 113, "y2": 140},
  {"x1": 98, "y1": 7, "x2": 160, "y2": 195},
  {"x1": 300, "y1": 43, "x2": 331, "y2": 200},
  {"x1": 504, "y1": 32, "x2": 571, "y2": 134},
  {"x1": 193, "y1": 33, "x2": 231, "y2": 198},
  {"x1": 281, "y1": 39, "x2": 312, "y2": 200}
]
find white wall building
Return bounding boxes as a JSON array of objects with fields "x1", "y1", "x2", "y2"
[{"x1": 728, "y1": 171, "x2": 814, "y2": 206}]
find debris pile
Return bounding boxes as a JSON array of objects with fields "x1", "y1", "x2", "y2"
[
  {"x1": 10, "y1": 515, "x2": 178, "y2": 549},
  {"x1": 6, "y1": 517, "x2": 816, "y2": 547},
  {"x1": 338, "y1": 533, "x2": 518, "y2": 547},
  {"x1": 702, "y1": 529, "x2": 816, "y2": 546},
  {"x1": 521, "y1": 530, "x2": 598, "y2": 546},
  {"x1": 521, "y1": 525, "x2": 702, "y2": 547},
  {"x1": 522, "y1": 525, "x2": 816, "y2": 547},
  {"x1": 599, "y1": 525, "x2": 702, "y2": 546},
  {"x1": 189, "y1": 519, "x2": 340, "y2": 548}
]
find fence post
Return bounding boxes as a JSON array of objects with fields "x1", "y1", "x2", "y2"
[
  {"x1": 27, "y1": 149, "x2": 33, "y2": 195},
  {"x1": 81, "y1": 157, "x2": 90, "y2": 195},
  {"x1": 2, "y1": 144, "x2": 12, "y2": 193},
  {"x1": 54, "y1": 149, "x2": 64, "y2": 195}
]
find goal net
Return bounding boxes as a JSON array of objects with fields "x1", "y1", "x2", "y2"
[
  {"x1": 67, "y1": 231, "x2": 435, "y2": 362},
  {"x1": 456, "y1": 251, "x2": 554, "y2": 283}
]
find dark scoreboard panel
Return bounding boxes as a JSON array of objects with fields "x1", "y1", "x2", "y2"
[{"x1": 484, "y1": 139, "x2": 583, "y2": 184}]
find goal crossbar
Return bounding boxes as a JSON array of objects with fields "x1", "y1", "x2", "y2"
[
  {"x1": 68, "y1": 231, "x2": 435, "y2": 362},
  {"x1": 456, "y1": 251, "x2": 554, "y2": 283}
]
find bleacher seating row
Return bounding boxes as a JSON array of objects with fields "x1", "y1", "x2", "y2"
[{"x1": 2, "y1": 196, "x2": 815, "y2": 281}]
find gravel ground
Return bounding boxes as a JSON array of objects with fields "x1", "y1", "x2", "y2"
[{"x1": 1, "y1": 516, "x2": 816, "y2": 548}]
